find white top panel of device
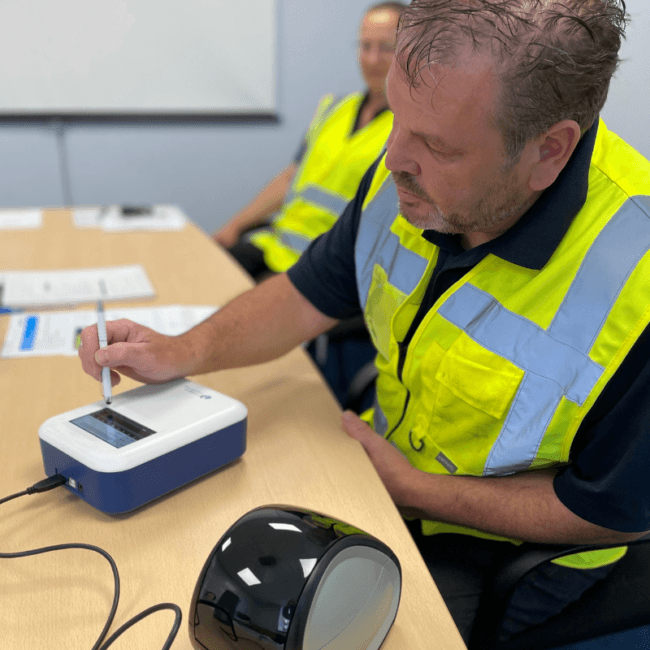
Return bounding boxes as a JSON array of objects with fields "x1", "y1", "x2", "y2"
[{"x1": 39, "y1": 379, "x2": 247, "y2": 472}]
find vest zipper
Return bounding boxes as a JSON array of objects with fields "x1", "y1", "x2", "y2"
[
  {"x1": 384, "y1": 253, "x2": 443, "y2": 442},
  {"x1": 386, "y1": 339, "x2": 411, "y2": 440}
]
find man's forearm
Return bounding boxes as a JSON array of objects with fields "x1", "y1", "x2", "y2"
[
  {"x1": 179, "y1": 273, "x2": 338, "y2": 375},
  {"x1": 401, "y1": 467, "x2": 646, "y2": 545}
]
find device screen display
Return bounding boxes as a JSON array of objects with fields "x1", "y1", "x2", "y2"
[{"x1": 71, "y1": 408, "x2": 156, "y2": 449}]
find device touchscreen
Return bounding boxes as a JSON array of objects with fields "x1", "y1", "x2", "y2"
[{"x1": 71, "y1": 408, "x2": 156, "y2": 449}]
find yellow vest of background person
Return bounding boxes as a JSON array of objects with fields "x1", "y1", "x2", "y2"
[
  {"x1": 250, "y1": 92, "x2": 393, "y2": 273},
  {"x1": 355, "y1": 120, "x2": 650, "y2": 570}
]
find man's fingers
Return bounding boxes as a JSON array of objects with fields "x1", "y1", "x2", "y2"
[
  {"x1": 79, "y1": 323, "x2": 99, "y2": 352},
  {"x1": 105, "y1": 318, "x2": 140, "y2": 345},
  {"x1": 79, "y1": 318, "x2": 180, "y2": 385},
  {"x1": 80, "y1": 320, "x2": 144, "y2": 381},
  {"x1": 79, "y1": 324, "x2": 102, "y2": 379},
  {"x1": 341, "y1": 410, "x2": 375, "y2": 444},
  {"x1": 95, "y1": 341, "x2": 140, "y2": 369}
]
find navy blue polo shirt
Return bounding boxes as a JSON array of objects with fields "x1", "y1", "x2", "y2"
[{"x1": 287, "y1": 120, "x2": 650, "y2": 534}]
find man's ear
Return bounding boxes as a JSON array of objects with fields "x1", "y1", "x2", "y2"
[{"x1": 528, "y1": 120, "x2": 582, "y2": 192}]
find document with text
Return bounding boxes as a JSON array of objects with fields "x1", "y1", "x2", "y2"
[
  {"x1": 72, "y1": 205, "x2": 188, "y2": 231},
  {"x1": 1, "y1": 305, "x2": 217, "y2": 358},
  {"x1": 0, "y1": 264, "x2": 155, "y2": 309}
]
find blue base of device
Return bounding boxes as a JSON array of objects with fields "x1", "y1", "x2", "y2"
[{"x1": 40, "y1": 418, "x2": 246, "y2": 514}]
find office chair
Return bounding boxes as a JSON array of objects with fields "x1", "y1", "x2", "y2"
[
  {"x1": 308, "y1": 316, "x2": 377, "y2": 413},
  {"x1": 469, "y1": 533, "x2": 650, "y2": 650},
  {"x1": 343, "y1": 355, "x2": 378, "y2": 413}
]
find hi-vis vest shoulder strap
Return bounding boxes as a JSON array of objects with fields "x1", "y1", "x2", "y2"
[
  {"x1": 355, "y1": 120, "x2": 650, "y2": 568},
  {"x1": 250, "y1": 92, "x2": 393, "y2": 273}
]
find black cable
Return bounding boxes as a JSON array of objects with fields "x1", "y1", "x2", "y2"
[
  {"x1": 0, "y1": 489, "x2": 29, "y2": 506},
  {"x1": 0, "y1": 473, "x2": 67, "y2": 505},
  {"x1": 98, "y1": 603, "x2": 182, "y2": 650},
  {"x1": 1, "y1": 478, "x2": 182, "y2": 650},
  {"x1": 0, "y1": 542, "x2": 120, "y2": 650}
]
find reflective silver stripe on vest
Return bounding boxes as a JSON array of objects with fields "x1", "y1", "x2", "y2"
[
  {"x1": 438, "y1": 195, "x2": 650, "y2": 476},
  {"x1": 279, "y1": 231, "x2": 312, "y2": 254},
  {"x1": 548, "y1": 195, "x2": 650, "y2": 352},
  {"x1": 288, "y1": 186, "x2": 349, "y2": 216},
  {"x1": 373, "y1": 393, "x2": 389, "y2": 435},
  {"x1": 356, "y1": 179, "x2": 429, "y2": 309}
]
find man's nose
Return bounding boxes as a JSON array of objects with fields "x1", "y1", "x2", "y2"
[{"x1": 385, "y1": 125, "x2": 420, "y2": 176}]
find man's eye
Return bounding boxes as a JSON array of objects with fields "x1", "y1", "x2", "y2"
[
  {"x1": 426, "y1": 143, "x2": 448, "y2": 156},
  {"x1": 425, "y1": 142, "x2": 457, "y2": 159}
]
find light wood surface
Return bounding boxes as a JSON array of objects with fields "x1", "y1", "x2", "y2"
[{"x1": 0, "y1": 211, "x2": 465, "y2": 650}]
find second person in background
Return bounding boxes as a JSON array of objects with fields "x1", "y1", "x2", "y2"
[{"x1": 213, "y1": 2, "x2": 406, "y2": 280}]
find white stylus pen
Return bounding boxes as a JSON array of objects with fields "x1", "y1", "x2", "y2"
[{"x1": 97, "y1": 300, "x2": 112, "y2": 405}]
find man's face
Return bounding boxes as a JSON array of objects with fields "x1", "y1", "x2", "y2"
[
  {"x1": 384, "y1": 53, "x2": 537, "y2": 241},
  {"x1": 358, "y1": 9, "x2": 400, "y2": 97}
]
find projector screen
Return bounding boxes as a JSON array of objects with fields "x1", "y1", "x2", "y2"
[{"x1": 0, "y1": 0, "x2": 276, "y2": 116}]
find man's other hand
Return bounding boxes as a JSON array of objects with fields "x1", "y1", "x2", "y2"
[{"x1": 341, "y1": 410, "x2": 420, "y2": 517}]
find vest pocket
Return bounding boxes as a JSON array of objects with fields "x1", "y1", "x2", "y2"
[
  {"x1": 365, "y1": 264, "x2": 408, "y2": 360},
  {"x1": 427, "y1": 333, "x2": 524, "y2": 452}
]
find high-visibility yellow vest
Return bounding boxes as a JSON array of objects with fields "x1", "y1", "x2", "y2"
[
  {"x1": 251, "y1": 92, "x2": 393, "y2": 273},
  {"x1": 355, "y1": 120, "x2": 650, "y2": 569}
]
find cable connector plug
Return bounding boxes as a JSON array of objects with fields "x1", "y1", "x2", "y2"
[{"x1": 26, "y1": 474, "x2": 67, "y2": 494}]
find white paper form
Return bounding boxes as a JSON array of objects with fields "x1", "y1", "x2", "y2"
[
  {"x1": 72, "y1": 206, "x2": 103, "y2": 229},
  {"x1": 1, "y1": 305, "x2": 217, "y2": 358},
  {"x1": 0, "y1": 265, "x2": 155, "y2": 309},
  {"x1": 72, "y1": 205, "x2": 188, "y2": 232},
  {"x1": 0, "y1": 208, "x2": 42, "y2": 230}
]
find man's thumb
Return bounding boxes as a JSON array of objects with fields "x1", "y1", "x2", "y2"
[{"x1": 341, "y1": 410, "x2": 370, "y2": 438}]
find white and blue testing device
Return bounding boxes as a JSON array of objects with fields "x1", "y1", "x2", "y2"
[{"x1": 38, "y1": 379, "x2": 247, "y2": 514}]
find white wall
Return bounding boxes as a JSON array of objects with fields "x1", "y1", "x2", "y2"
[
  {"x1": 0, "y1": 0, "x2": 646, "y2": 236},
  {"x1": 600, "y1": 0, "x2": 650, "y2": 158}
]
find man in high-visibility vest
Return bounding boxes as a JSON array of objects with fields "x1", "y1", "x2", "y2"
[
  {"x1": 212, "y1": 2, "x2": 405, "y2": 280},
  {"x1": 81, "y1": 0, "x2": 649, "y2": 643}
]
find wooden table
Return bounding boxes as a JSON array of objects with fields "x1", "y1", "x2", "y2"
[{"x1": 0, "y1": 210, "x2": 465, "y2": 649}]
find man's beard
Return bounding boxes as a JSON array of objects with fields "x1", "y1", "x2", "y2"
[{"x1": 391, "y1": 169, "x2": 534, "y2": 235}]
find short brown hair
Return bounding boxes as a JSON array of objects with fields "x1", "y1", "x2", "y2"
[{"x1": 397, "y1": 0, "x2": 628, "y2": 161}]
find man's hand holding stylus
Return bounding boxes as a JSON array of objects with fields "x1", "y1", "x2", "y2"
[
  {"x1": 78, "y1": 274, "x2": 339, "y2": 388},
  {"x1": 79, "y1": 318, "x2": 197, "y2": 386}
]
